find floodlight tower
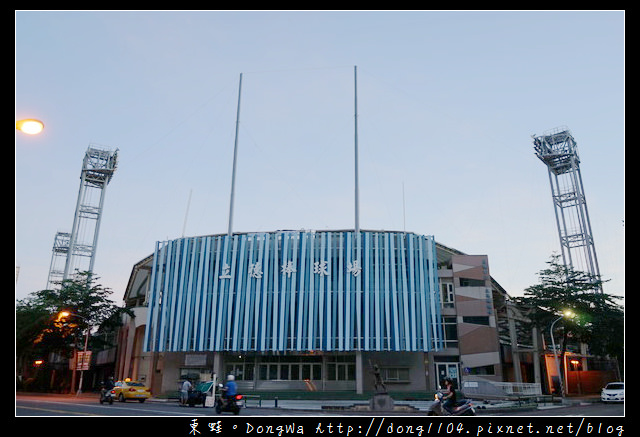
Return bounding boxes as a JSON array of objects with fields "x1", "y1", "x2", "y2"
[
  {"x1": 532, "y1": 127, "x2": 602, "y2": 292},
  {"x1": 46, "y1": 145, "x2": 118, "y2": 288},
  {"x1": 46, "y1": 231, "x2": 71, "y2": 288}
]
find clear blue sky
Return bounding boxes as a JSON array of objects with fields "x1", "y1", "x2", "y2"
[{"x1": 15, "y1": 10, "x2": 624, "y2": 304}]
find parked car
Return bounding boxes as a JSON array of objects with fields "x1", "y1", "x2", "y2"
[
  {"x1": 600, "y1": 382, "x2": 624, "y2": 403},
  {"x1": 114, "y1": 379, "x2": 151, "y2": 403}
]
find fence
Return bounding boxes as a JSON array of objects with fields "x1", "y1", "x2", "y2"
[
  {"x1": 492, "y1": 382, "x2": 542, "y2": 396},
  {"x1": 243, "y1": 394, "x2": 262, "y2": 407},
  {"x1": 462, "y1": 380, "x2": 541, "y2": 399}
]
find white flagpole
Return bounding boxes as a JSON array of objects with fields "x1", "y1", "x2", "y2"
[
  {"x1": 228, "y1": 73, "x2": 243, "y2": 236},
  {"x1": 354, "y1": 66, "x2": 360, "y2": 235}
]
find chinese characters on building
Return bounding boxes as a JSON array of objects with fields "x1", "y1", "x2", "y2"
[{"x1": 218, "y1": 260, "x2": 362, "y2": 280}]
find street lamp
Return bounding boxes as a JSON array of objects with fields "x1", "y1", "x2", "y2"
[
  {"x1": 550, "y1": 309, "x2": 575, "y2": 398},
  {"x1": 59, "y1": 311, "x2": 90, "y2": 396},
  {"x1": 16, "y1": 118, "x2": 44, "y2": 135}
]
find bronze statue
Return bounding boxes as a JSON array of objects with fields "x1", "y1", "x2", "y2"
[{"x1": 370, "y1": 362, "x2": 387, "y2": 393}]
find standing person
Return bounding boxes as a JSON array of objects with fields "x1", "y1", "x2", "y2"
[{"x1": 180, "y1": 378, "x2": 192, "y2": 406}]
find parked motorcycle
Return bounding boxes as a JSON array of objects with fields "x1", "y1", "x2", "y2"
[
  {"x1": 99, "y1": 387, "x2": 115, "y2": 405},
  {"x1": 213, "y1": 384, "x2": 243, "y2": 415},
  {"x1": 427, "y1": 392, "x2": 476, "y2": 416}
]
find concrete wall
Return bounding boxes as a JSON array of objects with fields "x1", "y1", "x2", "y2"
[{"x1": 452, "y1": 255, "x2": 503, "y2": 382}]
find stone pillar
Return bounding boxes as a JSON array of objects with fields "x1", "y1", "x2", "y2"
[
  {"x1": 369, "y1": 393, "x2": 394, "y2": 411},
  {"x1": 356, "y1": 351, "x2": 364, "y2": 394}
]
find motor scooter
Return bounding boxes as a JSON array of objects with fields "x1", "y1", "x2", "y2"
[
  {"x1": 213, "y1": 384, "x2": 243, "y2": 415},
  {"x1": 427, "y1": 392, "x2": 476, "y2": 416},
  {"x1": 99, "y1": 386, "x2": 115, "y2": 405}
]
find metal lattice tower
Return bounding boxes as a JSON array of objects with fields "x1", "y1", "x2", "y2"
[
  {"x1": 46, "y1": 231, "x2": 71, "y2": 288},
  {"x1": 46, "y1": 145, "x2": 118, "y2": 288},
  {"x1": 532, "y1": 127, "x2": 602, "y2": 291}
]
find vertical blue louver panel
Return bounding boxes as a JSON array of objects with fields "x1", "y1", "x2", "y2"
[{"x1": 143, "y1": 231, "x2": 442, "y2": 353}]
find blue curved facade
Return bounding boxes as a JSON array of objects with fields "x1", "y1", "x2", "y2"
[{"x1": 143, "y1": 230, "x2": 443, "y2": 353}]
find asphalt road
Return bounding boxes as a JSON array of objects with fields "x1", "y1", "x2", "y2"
[
  {"x1": 14, "y1": 393, "x2": 627, "y2": 437},
  {"x1": 16, "y1": 393, "x2": 624, "y2": 417},
  {"x1": 15, "y1": 393, "x2": 339, "y2": 417}
]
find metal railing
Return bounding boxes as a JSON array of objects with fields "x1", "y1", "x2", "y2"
[
  {"x1": 242, "y1": 394, "x2": 262, "y2": 407},
  {"x1": 492, "y1": 382, "x2": 542, "y2": 397},
  {"x1": 462, "y1": 380, "x2": 542, "y2": 398}
]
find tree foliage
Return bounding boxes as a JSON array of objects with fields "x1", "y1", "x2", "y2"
[
  {"x1": 515, "y1": 254, "x2": 624, "y2": 363},
  {"x1": 16, "y1": 272, "x2": 132, "y2": 368}
]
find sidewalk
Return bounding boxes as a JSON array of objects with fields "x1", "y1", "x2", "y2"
[
  {"x1": 275, "y1": 395, "x2": 603, "y2": 414},
  {"x1": 151, "y1": 395, "x2": 601, "y2": 413}
]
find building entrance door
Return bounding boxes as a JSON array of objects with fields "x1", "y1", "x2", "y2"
[{"x1": 435, "y1": 363, "x2": 460, "y2": 389}]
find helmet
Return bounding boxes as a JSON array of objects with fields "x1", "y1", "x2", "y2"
[{"x1": 227, "y1": 375, "x2": 235, "y2": 381}]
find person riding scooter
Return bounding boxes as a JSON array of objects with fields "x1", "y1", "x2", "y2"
[
  {"x1": 214, "y1": 375, "x2": 242, "y2": 414},
  {"x1": 222, "y1": 375, "x2": 237, "y2": 403},
  {"x1": 442, "y1": 378, "x2": 457, "y2": 413},
  {"x1": 100, "y1": 376, "x2": 115, "y2": 404},
  {"x1": 104, "y1": 376, "x2": 115, "y2": 390}
]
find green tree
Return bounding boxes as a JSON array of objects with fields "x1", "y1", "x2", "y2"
[
  {"x1": 16, "y1": 272, "x2": 132, "y2": 388},
  {"x1": 516, "y1": 255, "x2": 624, "y2": 378}
]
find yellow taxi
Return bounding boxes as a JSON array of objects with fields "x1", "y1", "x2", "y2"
[{"x1": 113, "y1": 378, "x2": 151, "y2": 403}]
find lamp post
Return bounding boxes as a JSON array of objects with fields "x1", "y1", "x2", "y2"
[
  {"x1": 16, "y1": 119, "x2": 44, "y2": 135},
  {"x1": 60, "y1": 311, "x2": 90, "y2": 396},
  {"x1": 550, "y1": 310, "x2": 575, "y2": 398}
]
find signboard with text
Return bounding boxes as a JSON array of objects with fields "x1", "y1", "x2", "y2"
[{"x1": 76, "y1": 351, "x2": 92, "y2": 371}]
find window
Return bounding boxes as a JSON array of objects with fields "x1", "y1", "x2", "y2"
[
  {"x1": 224, "y1": 363, "x2": 254, "y2": 381},
  {"x1": 467, "y1": 365, "x2": 495, "y2": 376},
  {"x1": 462, "y1": 316, "x2": 490, "y2": 326},
  {"x1": 380, "y1": 367, "x2": 410, "y2": 383},
  {"x1": 442, "y1": 316, "x2": 458, "y2": 348},
  {"x1": 252, "y1": 355, "x2": 325, "y2": 381},
  {"x1": 269, "y1": 365, "x2": 278, "y2": 380},
  {"x1": 436, "y1": 362, "x2": 460, "y2": 387},
  {"x1": 459, "y1": 277, "x2": 485, "y2": 287},
  {"x1": 179, "y1": 368, "x2": 211, "y2": 382},
  {"x1": 258, "y1": 362, "x2": 321, "y2": 381},
  {"x1": 326, "y1": 354, "x2": 356, "y2": 381},
  {"x1": 327, "y1": 363, "x2": 356, "y2": 381},
  {"x1": 440, "y1": 281, "x2": 455, "y2": 308},
  {"x1": 280, "y1": 365, "x2": 289, "y2": 380},
  {"x1": 301, "y1": 364, "x2": 322, "y2": 380},
  {"x1": 291, "y1": 364, "x2": 299, "y2": 380}
]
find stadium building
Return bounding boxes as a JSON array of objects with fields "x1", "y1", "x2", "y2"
[
  {"x1": 113, "y1": 70, "x2": 508, "y2": 396},
  {"x1": 115, "y1": 229, "x2": 504, "y2": 395}
]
